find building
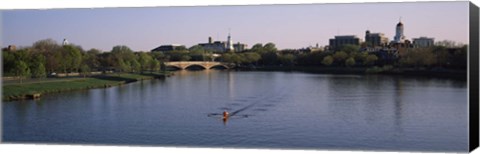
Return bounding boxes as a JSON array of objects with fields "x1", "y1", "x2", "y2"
[
  {"x1": 389, "y1": 19, "x2": 412, "y2": 49},
  {"x1": 2, "y1": 45, "x2": 16, "y2": 51},
  {"x1": 151, "y1": 44, "x2": 186, "y2": 52},
  {"x1": 365, "y1": 30, "x2": 389, "y2": 47},
  {"x1": 199, "y1": 37, "x2": 229, "y2": 53},
  {"x1": 199, "y1": 34, "x2": 247, "y2": 52},
  {"x1": 62, "y1": 38, "x2": 69, "y2": 46},
  {"x1": 329, "y1": 35, "x2": 361, "y2": 51},
  {"x1": 233, "y1": 42, "x2": 248, "y2": 52},
  {"x1": 392, "y1": 19, "x2": 406, "y2": 43},
  {"x1": 412, "y1": 37, "x2": 435, "y2": 48}
]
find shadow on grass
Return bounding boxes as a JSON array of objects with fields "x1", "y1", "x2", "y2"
[
  {"x1": 91, "y1": 75, "x2": 137, "y2": 82},
  {"x1": 91, "y1": 73, "x2": 165, "y2": 83}
]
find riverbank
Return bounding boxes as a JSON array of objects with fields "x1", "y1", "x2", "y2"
[
  {"x1": 252, "y1": 66, "x2": 467, "y2": 80},
  {"x1": 2, "y1": 72, "x2": 173, "y2": 101}
]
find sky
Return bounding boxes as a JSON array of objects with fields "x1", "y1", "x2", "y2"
[{"x1": 1, "y1": 1, "x2": 470, "y2": 51}]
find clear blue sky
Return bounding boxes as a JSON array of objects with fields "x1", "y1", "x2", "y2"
[{"x1": 1, "y1": 1, "x2": 469, "y2": 51}]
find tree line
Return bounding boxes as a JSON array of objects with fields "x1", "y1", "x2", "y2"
[
  {"x1": 218, "y1": 42, "x2": 467, "y2": 70},
  {"x1": 2, "y1": 39, "x2": 467, "y2": 80},
  {"x1": 2, "y1": 39, "x2": 167, "y2": 80}
]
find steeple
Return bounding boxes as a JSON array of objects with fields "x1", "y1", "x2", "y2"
[
  {"x1": 226, "y1": 29, "x2": 233, "y2": 51},
  {"x1": 394, "y1": 17, "x2": 405, "y2": 43},
  {"x1": 62, "y1": 38, "x2": 69, "y2": 46}
]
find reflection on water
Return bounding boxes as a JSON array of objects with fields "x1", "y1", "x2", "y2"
[{"x1": 3, "y1": 71, "x2": 468, "y2": 152}]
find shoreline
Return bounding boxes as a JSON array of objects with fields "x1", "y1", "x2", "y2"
[
  {"x1": 248, "y1": 66, "x2": 467, "y2": 81},
  {"x1": 3, "y1": 67, "x2": 467, "y2": 102},
  {"x1": 2, "y1": 72, "x2": 173, "y2": 102}
]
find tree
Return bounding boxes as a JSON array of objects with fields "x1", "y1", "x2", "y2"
[
  {"x1": 130, "y1": 59, "x2": 141, "y2": 73},
  {"x1": 32, "y1": 39, "x2": 59, "y2": 53},
  {"x1": 58, "y1": 45, "x2": 83, "y2": 74},
  {"x1": 166, "y1": 50, "x2": 190, "y2": 61},
  {"x1": 250, "y1": 43, "x2": 264, "y2": 53},
  {"x1": 149, "y1": 59, "x2": 160, "y2": 73},
  {"x1": 278, "y1": 54, "x2": 295, "y2": 66},
  {"x1": 138, "y1": 52, "x2": 152, "y2": 73},
  {"x1": 322, "y1": 55, "x2": 334, "y2": 66},
  {"x1": 345, "y1": 57, "x2": 356, "y2": 67},
  {"x1": 45, "y1": 48, "x2": 63, "y2": 73},
  {"x1": 341, "y1": 44, "x2": 360, "y2": 54},
  {"x1": 333, "y1": 51, "x2": 348, "y2": 64},
  {"x1": 110, "y1": 45, "x2": 136, "y2": 73},
  {"x1": 118, "y1": 59, "x2": 131, "y2": 73},
  {"x1": 353, "y1": 52, "x2": 368, "y2": 64},
  {"x1": 264, "y1": 42, "x2": 277, "y2": 52},
  {"x1": 31, "y1": 63, "x2": 47, "y2": 78},
  {"x1": 111, "y1": 45, "x2": 134, "y2": 54},
  {"x1": 189, "y1": 45, "x2": 205, "y2": 53},
  {"x1": 84, "y1": 48, "x2": 101, "y2": 70},
  {"x1": 399, "y1": 48, "x2": 436, "y2": 68},
  {"x1": 221, "y1": 53, "x2": 235, "y2": 63},
  {"x1": 260, "y1": 51, "x2": 278, "y2": 66},
  {"x1": 3, "y1": 51, "x2": 17, "y2": 76},
  {"x1": 242, "y1": 52, "x2": 261, "y2": 65},
  {"x1": 14, "y1": 61, "x2": 30, "y2": 83},
  {"x1": 364, "y1": 55, "x2": 378, "y2": 66},
  {"x1": 151, "y1": 52, "x2": 166, "y2": 61},
  {"x1": 435, "y1": 40, "x2": 461, "y2": 48},
  {"x1": 80, "y1": 64, "x2": 91, "y2": 78}
]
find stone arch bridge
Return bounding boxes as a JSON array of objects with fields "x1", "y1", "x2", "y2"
[{"x1": 165, "y1": 61, "x2": 231, "y2": 70}]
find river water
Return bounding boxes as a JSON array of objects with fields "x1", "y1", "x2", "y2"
[{"x1": 2, "y1": 70, "x2": 468, "y2": 152}]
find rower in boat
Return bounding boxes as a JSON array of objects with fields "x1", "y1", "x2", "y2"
[{"x1": 223, "y1": 111, "x2": 229, "y2": 119}]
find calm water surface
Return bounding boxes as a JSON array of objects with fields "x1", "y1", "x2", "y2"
[{"x1": 3, "y1": 71, "x2": 468, "y2": 152}]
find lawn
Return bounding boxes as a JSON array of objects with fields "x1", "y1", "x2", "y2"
[{"x1": 2, "y1": 73, "x2": 168, "y2": 101}]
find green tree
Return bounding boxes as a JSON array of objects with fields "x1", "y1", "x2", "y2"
[
  {"x1": 111, "y1": 45, "x2": 133, "y2": 54},
  {"x1": 59, "y1": 45, "x2": 83, "y2": 74},
  {"x1": 250, "y1": 43, "x2": 264, "y2": 53},
  {"x1": 80, "y1": 64, "x2": 91, "y2": 78},
  {"x1": 333, "y1": 51, "x2": 348, "y2": 64},
  {"x1": 345, "y1": 57, "x2": 356, "y2": 67},
  {"x1": 259, "y1": 51, "x2": 278, "y2": 66},
  {"x1": 31, "y1": 63, "x2": 47, "y2": 78},
  {"x1": 32, "y1": 39, "x2": 59, "y2": 53},
  {"x1": 264, "y1": 42, "x2": 277, "y2": 52},
  {"x1": 138, "y1": 52, "x2": 153, "y2": 73},
  {"x1": 167, "y1": 50, "x2": 190, "y2": 61},
  {"x1": 110, "y1": 45, "x2": 135, "y2": 73},
  {"x1": 118, "y1": 60, "x2": 131, "y2": 73},
  {"x1": 14, "y1": 61, "x2": 30, "y2": 83},
  {"x1": 130, "y1": 59, "x2": 141, "y2": 73},
  {"x1": 322, "y1": 55, "x2": 334, "y2": 66},
  {"x1": 149, "y1": 59, "x2": 160, "y2": 73},
  {"x1": 278, "y1": 54, "x2": 295, "y2": 66},
  {"x1": 341, "y1": 44, "x2": 360, "y2": 54},
  {"x1": 151, "y1": 52, "x2": 167, "y2": 61},
  {"x1": 2, "y1": 51, "x2": 17, "y2": 76},
  {"x1": 364, "y1": 55, "x2": 378, "y2": 66},
  {"x1": 84, "y1": 48, "x2": 101, "y2": 70},
  {"x1": 242, "y1": 52, "x2": 261, "y2": 65},
  {"x1": 45, "y1": 48, "x2": 63, "y2": 73}
]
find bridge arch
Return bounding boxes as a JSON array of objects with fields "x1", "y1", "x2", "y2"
[
  {"x1": 165, "y1": 65, "x2": 183, "y2": 70},
  {"x1": 165, "y1": 61, "x2": 230, "y2": 70},
  {"x1": 184, "y1": 64, "x2": 208, "y2": 70},
  {"x1": 208, "y1": 64, "x2": 229, "y2": 69}
]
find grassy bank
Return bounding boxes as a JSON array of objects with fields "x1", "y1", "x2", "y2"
[{"x1": 2, "y1": 72, "x2": 172, "y2": 101}]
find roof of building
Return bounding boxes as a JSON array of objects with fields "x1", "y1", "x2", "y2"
[
  {"x1": 397, "y1": 22, "x2": 403, "y2": 26},
  {"x1": 334, "y1": 35, "x2": 359, "y2": 39}
]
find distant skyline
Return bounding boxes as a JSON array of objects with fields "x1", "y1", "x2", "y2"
[{"x1": 2, "y1": 1, "x2": 469, "y2": 51}]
